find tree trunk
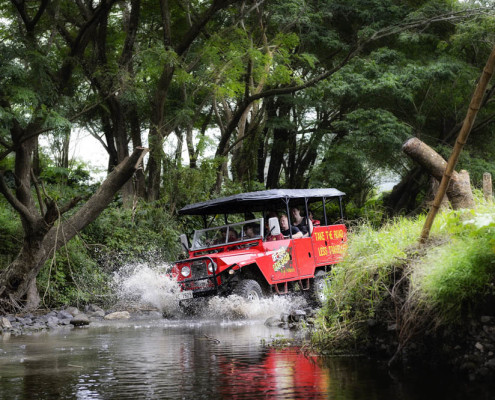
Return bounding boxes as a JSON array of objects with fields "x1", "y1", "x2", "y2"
[
  {"x1": 425, "y1": 176, "x2": 449, "y2": 210},
  {"x1": 402, "y1": 138, "x2": 475, "y2": 209},
  {"x1": 0, "y1": 147, "x2": 148, "y2": 312}
]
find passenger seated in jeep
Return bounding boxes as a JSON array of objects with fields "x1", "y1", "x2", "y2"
[
  {"x1": 280, "y1": 214, "x2": 303, "y2": 239},
  {"x1": 290, "y1": 206, "x2": 313, "y2": 237},
  {"x1": 243, "y1": 224, "x2": 256, "y2": 238},
  {"x1": 228, "y1": 229, "x2": 238, "y2": 242},
  {"x1": 213, "y1": 228, "x2": 227, "y2": 244}
]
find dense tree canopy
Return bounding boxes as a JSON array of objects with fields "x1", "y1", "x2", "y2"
[{"x1": 0, "y1": 0, "x2": 494, "y2": 309}]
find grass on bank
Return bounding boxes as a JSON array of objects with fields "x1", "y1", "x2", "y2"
[{"x1": 313, "y1": 197, "x2": 495, "y2": 350}]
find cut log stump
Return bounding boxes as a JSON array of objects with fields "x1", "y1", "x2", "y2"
[{"x1": 403, "y1": 138, "x2": 475, "y2": 210}]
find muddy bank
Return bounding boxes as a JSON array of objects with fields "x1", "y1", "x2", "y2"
[{"x1": 362, "y1": 302, "x2": 495, "y2": 383}]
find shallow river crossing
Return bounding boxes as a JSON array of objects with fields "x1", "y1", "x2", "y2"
[{"x1": 0, "y1": 310, "x2": 491, "y2": 399}]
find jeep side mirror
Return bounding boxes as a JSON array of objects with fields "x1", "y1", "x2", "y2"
[
  {"x1": 268, "y1": 217, "x2": 281, "y2": 236},
  {"x1": 180, "y1": 234, "x2": 189, "y2": 252}
]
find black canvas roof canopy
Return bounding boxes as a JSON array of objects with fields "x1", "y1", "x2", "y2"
[{"x1": 178, "y1": 188, "x2": 345, "y2": 216}]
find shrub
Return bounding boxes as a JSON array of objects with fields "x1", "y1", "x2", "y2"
[
  {"x1": 0, "y1": 201, "x2": 22, "y2": 268},
  {"x1": 37, "y1": 237, "x2": 112, "y2": 308}
]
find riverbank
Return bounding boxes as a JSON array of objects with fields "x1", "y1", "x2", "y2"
[
  {"x1": 312, "y1": 203, "x2": 495, "y2": 383},
  {"x1": 0, "y1": 305, "x2": 163, "y2": 336},
  {"x1": 362, "y1": 294, "x2": 495, "y2": 382}
]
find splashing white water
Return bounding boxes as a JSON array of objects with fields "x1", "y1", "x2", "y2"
[
  {"x1": 112, "y1": 263, "x2": 181, "y2": 315},
  {"x1": 203, "y1": 294, "x2": 308, "y2": 320},
  {"x1": 112, "y1": 263, "x2": 309, "y2": 320}
]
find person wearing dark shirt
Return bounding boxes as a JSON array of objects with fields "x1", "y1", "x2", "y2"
[
  {"x1": 290, "y1": 206, "x2": 313, "y2": 237},
  {"x1": 279, "y1": 214, "x2": 303, "y2": 239}
]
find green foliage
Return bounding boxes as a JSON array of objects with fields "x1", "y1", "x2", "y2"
[
  {"x1": 411, "y1": 235, "x2": 495, "y2": 323},
  {"x1": 162, "y1": 158, "x2": 220, "y2": 213},
  {"x1": 313, "y1": 214, "x2": 426, "y2": 347},
  {"x1": 37, "y1": 238, "x2": 111, "y2": 308},
  {"x1": 34, "y1": 198, "x2": 184, "y2": 308},
  {"x1": 40, "y1": 164, "x2": 91, "y2": 187},
  {"x1": 313, "y1": 200, "x2": 495, "y2": 349},
  {"x1": 409, "y1": 202, "x2": 495, "y2": 324},
  {"x1": 0, "y1": 200, "x2": 22, "y2": 268},
  {"x1": 81, "y1": 201, "x2": 181, "y2": 270}
]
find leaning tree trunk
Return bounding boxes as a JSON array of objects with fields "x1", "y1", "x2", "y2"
[
  {"x1": 0, "y1": 147, "x2": 148, "y2": 311},
  {"x1": 402, "y1": 138, "x2": 475, "y2": 209}
]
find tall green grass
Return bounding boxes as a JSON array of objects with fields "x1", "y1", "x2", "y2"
[
  {"x1": 313, "y1": 198, "x2": 495, "y2": 350},
  {"x1": 409, "y1": 204, "x2": 495, "y2": 325}
]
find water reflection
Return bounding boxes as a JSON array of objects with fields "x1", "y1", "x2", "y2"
[{"x1": 0, "y1": 319, "x2": 492, "y2": 399}]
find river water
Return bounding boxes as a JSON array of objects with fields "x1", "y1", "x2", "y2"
[
  {"x1": 1, "y1": 312, "x2": 491, "y2": 399},
  {"x1": 0, "y1": 265, "x2": 492, "y2": 399}
]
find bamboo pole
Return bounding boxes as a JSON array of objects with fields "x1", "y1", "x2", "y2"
[
  {"x1": 483, "y1": 172, "x2": 493, "y2": 202},
  {"x1": 420, "y1": 45, "x2": 495, "y2": 243}
]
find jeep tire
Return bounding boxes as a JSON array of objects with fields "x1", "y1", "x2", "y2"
[
  {"x1": 233, "y1": 279, "x2": 263, "y2": 301},
  {"x1": 312, "y1": 270, "x2": 330, "y2": 305}
]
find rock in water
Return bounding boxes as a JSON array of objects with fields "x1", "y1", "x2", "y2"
[
  {"x1": 104, "y1": 311, "x2": 131, "y2": 320},
  {"x1": 70, "y1": 314, "x2": 90, "y2": 326},
  {"x1": 1, "y1": 317, "x2": 12, "y2": 329},
  {"x1": 264, "y1": 316, "x2": 282, "y2": 327}
]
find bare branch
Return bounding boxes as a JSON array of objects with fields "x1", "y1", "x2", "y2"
[
  {"x1": 368, "y1": 7, "x2": 494, "y2": 42},
  {"x1": 30, "y1": 169, "x2": 46, "y2": 216}
]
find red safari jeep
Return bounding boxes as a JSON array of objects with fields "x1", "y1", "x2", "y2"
[{"x1": 173, "y1": 189, "x2": 347, "y2": 304}]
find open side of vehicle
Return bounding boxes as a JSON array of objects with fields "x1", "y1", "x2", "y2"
[{"x1": 172, "y1": 188, "x2": 347, "y2": 304}]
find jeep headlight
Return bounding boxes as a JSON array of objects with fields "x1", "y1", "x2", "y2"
[
  {"x1": 181, "y1": 265, "x2": 191, "y2": 277},
  {"x1": 208, "y1": 261, "x2": 217, "y2": 273}
]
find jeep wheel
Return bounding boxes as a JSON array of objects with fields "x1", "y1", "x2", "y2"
[
  {"x1": 233, "y1": 279, "x2": 263, "y2": 301},
  {"x1": 312, "y1": 270, "x2": 330, "y2": 305}
]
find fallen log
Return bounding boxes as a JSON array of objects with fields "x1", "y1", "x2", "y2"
[{"x1": 402, "y1": 138, "x2": 475, "y2": 210}]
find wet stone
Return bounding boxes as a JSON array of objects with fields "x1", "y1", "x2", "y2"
[
  {"x1": 289, "y1": 310, "x2": 306, "y2": 323},
  {"x1": 70, "y1": 314, "x2": 90, "y2": 326},
  {"x1": 58, "y1": 310, "x2": 73, "y2": 320},
  {"x1": 0, "y1": 317, "x2": 12, "y2": 329},
  {"x1": 89, "y1": 310, "x2": 105, "y2": 318},
  {"x1": 47, "y1": 316, "x2": 59, "y2": 324},
  {"x1": 86, "y1": 304, "x2": 104, "y2": 313},
  {"x1": 31, "y1": 323, "x2": 46, "y2": 330},
  {"x1": 265, "y1": 316, "x2": 283, "y2": 327},
  {"x1": 104, "y1": 311, "x2": 130, "y2": 320},
  {"x1": 66, "y1": 307, "x2": 80, "y2": 316}
]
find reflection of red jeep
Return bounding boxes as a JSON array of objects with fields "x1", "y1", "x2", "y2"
[{"x1": 173, "y1": 189, "x2": 347, "y2": 304}]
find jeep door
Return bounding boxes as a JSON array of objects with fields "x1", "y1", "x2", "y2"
[
  {"x1": 290, "y1": 237, "x2": 316, "y2": 278},
  {"x1": 259, "y1": 239, "x2": 300, "y2": 282}
]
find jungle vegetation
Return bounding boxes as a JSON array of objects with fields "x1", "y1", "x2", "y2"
[{"x1": 0, "y1": 0, "x2": 494, "y2": 310}]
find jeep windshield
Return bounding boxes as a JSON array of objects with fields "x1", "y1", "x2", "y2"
[{"x1": 191, "y1": 218, "x2": 264, "y2": 250}]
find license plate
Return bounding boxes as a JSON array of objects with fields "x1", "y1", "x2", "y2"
[{"x1": 178, "y1": 291, "x2": 194, "y2": 300}]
